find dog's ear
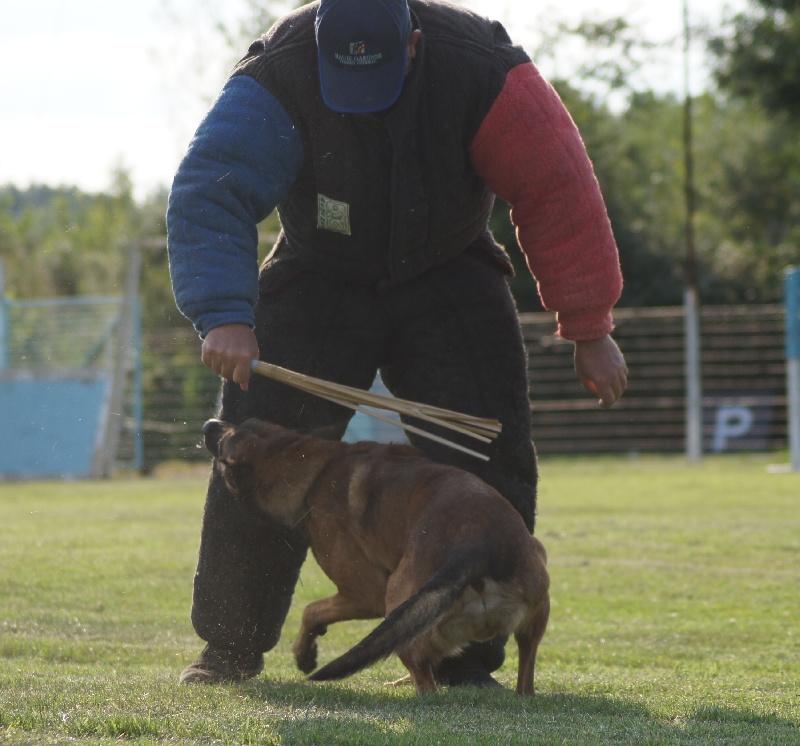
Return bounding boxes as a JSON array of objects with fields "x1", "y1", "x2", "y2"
[{"x1": 203, "y1": 419, "x2": 231, "y2": 458}]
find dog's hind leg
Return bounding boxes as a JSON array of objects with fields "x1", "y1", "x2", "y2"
[
  {"x1": 514, "y1": 594, "x2": 550, "y2": 695},
  {"x1": 294, "y1": 594, "x2": 381, "y2": 674},
  {"x1": 397, "y1": 644, "x2": 438, "y2": 693}
]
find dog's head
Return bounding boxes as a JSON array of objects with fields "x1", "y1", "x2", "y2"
[
  {"x1": 203, "y1": 418, "x2": 274, "y2": 498},
  {"x1": 203, "y1": 417, "x2": 326, "y2": 521},
  {"x1": 204, "y1": 417, "x2": 345, "y2": 528}
]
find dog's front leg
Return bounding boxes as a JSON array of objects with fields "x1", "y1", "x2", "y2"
[
  {"x1": 294, "y1": 594, "x2": 381, "y2": 674},
  {"x1": 294, "y1": 613, "x2": 327, "y2": 674}
]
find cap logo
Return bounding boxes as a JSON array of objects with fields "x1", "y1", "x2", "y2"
[{"x1": 334, "y1": 41, "x2": 384, "y2": 67}]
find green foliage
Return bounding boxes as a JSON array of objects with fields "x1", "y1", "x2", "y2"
[
  {"x1": 710, "y1": 0, "x2": 800, "y2": 120},
  {"x1": 0, "y1": 185, "x2": 121, "y2": 298},
  {"x1": 0, "y1": 177, "x2": 165, "y2": 302},
  {"x1": 183, "y1": 0, "x2": 308, "y2": 58},
  {"x1": 1, "y1": 456, "x2": 798, "y2": 744},
  {"x1": 557, "y1": 17, "x2": 661, "y2": 93},
  {"x1": 692, "y1": 100, "x2": 800, "y2": 301}
]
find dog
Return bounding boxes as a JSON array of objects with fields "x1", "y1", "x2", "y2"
[{"x1": 203, "y1": 417, "x2": 550, "y2": 695}]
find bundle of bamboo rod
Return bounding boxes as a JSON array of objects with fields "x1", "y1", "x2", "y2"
[{"x1": 250, "y1": 360, "x2": 501, "y2": 461}]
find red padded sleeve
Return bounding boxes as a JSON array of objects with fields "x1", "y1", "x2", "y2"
[{"x1": 469, "y1": 62, "x2": 623, "y2": 341}]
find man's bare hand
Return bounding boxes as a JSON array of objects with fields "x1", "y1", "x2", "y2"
[
  {"x1": 574, "y1": 335, "x2": 628, "y2": 408},
  {"x1": 201, "y1": 324, "x2": 260, "y2": 391}
]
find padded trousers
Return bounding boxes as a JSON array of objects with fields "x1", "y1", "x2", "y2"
[{"x1": 190, "y1": 248, "x2": 539, "y2": 660}]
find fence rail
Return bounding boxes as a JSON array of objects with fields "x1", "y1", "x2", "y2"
[
  {"x1": 522, "y1": 304, "x2": 787, "y2": 454},
  {"x1": 135, "y1": 304, "x2": 788, "y2": 468}
]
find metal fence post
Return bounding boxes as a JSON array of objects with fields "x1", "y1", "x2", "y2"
[
  {"x1": 132, "y1": 293, "x2": 144, "y2": 472},
  {"x1": 685, "y1": 287, "x2": 703, "y2": 461},
  {"x1": 0, "y1": 261, "x2": 8, "y2": 370},
  {"x1": 91, "y1": 242, "x2": 142, "y2": 478},
  {"x1": 785, "y1": 267, "x2": 800, "y2": 472}
]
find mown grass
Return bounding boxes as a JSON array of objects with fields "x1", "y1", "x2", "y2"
[{"x1": 1, "y1": 454, "x2": 798, "y2": 744}]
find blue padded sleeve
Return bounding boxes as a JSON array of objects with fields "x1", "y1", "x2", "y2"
[{"x1": 167, "y1": 75, "x2": 303, "y2": 337}]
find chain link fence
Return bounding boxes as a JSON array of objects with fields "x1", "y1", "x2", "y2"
[{"x1": 0, "y1": 294, "x2": 142, "y2": 477}]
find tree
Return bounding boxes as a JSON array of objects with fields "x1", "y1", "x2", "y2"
[
  {"x1": 707, "y1": 0, "x2": 800, "y2": 298},
  {"x1": 710, "y1": 0, "x2": 800, "y2": 119},
  {"x1": 537, "y1": 16, "x2": 662, "y2": 98},
  {"x1": 213, "y1": 0, "x2": 298, "y2": 51}
]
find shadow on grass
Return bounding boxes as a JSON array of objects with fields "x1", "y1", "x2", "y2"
[
  {"x1": 3, "y1": 674, "x2": 796, "y2": 745},
  {"x1": 237, "y1": 680, "x2": 799, "y2": 745}
]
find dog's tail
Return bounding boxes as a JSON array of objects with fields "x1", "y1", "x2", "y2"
[{"x1": 309, "y1": 548, "x2": 489, "y2": 682}]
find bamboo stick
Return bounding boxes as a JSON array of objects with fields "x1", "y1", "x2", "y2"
[
  {"x1": 310, "y1": 393, "x2": 491, "y2": 462},
  {"x1": 252, "y1": 360, "x2": 501, "y2": 435},
  {"x1": 249, "y1": 359, "x2": 500, "y2": 459},
  {"x1": 281, "y1": 374, "x2": 493, "y2": 444}
]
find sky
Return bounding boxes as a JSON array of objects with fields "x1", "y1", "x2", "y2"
[{"x1": 1, "y1": 0, "x2": 748, "y2": 200}]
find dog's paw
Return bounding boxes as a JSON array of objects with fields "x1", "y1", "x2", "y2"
[{"x1": 294, "y1": 642, "x2": 318, "y2": 674}]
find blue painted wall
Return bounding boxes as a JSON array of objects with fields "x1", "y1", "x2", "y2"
[{"x1": 0, "y1": 375, "x2": 110, "y2": 478}]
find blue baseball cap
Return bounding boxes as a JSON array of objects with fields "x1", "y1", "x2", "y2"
[{"x1": 315, "y1": 0, "x2": 412, "y2": 113}]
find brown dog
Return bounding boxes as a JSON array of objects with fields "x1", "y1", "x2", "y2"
[{"x1": 203, "y1": 417, "x2": 550, "y2": 694}]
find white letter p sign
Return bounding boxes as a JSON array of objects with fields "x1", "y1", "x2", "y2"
[{"x1": 713, "y1": 406, "x2": 754, "y2": 452}]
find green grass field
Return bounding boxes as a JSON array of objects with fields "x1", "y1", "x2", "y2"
[{"x1": 1, "y1": 454, "x2": 798, "y2": 745}]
